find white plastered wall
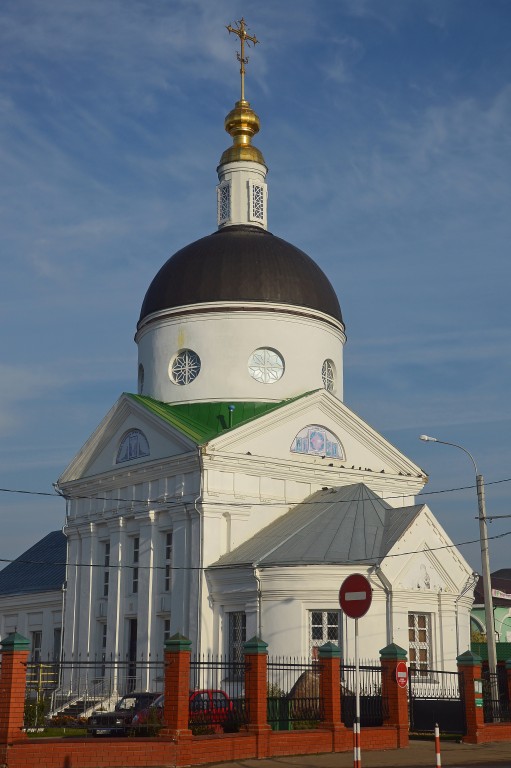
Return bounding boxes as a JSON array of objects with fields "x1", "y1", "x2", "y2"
[{"x1": 136, "y1": 305, "x2": 345, "y2": 404}]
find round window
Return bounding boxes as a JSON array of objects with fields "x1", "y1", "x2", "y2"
[
  {"x1": 322, "y1": 359, "x2": 335, "y2": 392},
  {"x1": 169, "y1": 349, "x2": 201, "y2": 385},
  {"x1": 248, "y1": 348, "x2": 284, "y2": 384}
]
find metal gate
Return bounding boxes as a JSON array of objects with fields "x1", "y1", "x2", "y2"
[{"x1": 409, "y1": 668, "x2": 466, "y2": 735}]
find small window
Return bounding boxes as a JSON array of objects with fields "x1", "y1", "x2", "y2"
[
  {"x1": 217, "y1": 182, "x2": 231, "y2": 225},
  {"x1": 248, "y1": 348, "x2": 284, "y2": 384},
  {"x1": 228, "y1": 612, "x2": 246, "y2": 668},
  {"x1": 132, "y1": 537, "x2": 139, "y2": 594},
  {"x1": 163, "y1": 617, "x2": 171, "y2": 645},
  {"x1": 169, "y1": 349, "x2": 201, "y2": 385},
  {"x1": 309, "y1": 610, "x2": 341, "y2": 658},
  {"x1": 138, "y1": 364, "x2": 144, "y2": 395},
  {"x1": 103, "y1": 540, "x2": 110, "y2": 598},
  {"x1": 31, "y1": 630, "x2": 42, "y2": 663},
  {"x1": 116, "y1": 429, "x2": 150, "y2": 464},
  {"x1": 164, "y1": 532, "x2": 173, "y2": 592},
  {"x1": 322, "y1": 360, "x2": 335, "y2": 392},
  {"x1": 252, "y1": 184, "x2": 264, "y2": 220},
  {"x1": 291, "y1": 425, "x2": 344, "y2": 459},
  {"x1": 408, "y1": 612, "x2": 432, "y2": 675}
]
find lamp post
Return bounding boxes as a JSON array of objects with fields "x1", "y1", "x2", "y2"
[{"x1": 419, "y1": 435, "x2": 497, "y2": 676}]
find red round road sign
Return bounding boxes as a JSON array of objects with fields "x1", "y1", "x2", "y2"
[
  {"x1": 396, "y1": 661, "x2": 408, "y2": 688},
  {"x1": 339, "y1": 573, "x2": 372, "y2": 619}
]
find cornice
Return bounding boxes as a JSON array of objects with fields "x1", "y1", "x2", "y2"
[{"x1": 136, "y1": 300, "x2": 346, "y2": 340}]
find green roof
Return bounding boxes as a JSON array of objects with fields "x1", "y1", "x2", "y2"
[{"x1": 126, "y1": 392, "x2": 316, "y2": 444}]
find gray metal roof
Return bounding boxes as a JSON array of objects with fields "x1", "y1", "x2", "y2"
[
  {"x1": 0, "y1": 531, "x2": 66, "y2": 596},
  {"x1": 210, "y1": 483, "x2": 423, "y2": 568}
]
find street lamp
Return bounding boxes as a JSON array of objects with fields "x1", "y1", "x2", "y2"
[{"x1": 419, "y1": 435, "x2": 497, "y2": 676}]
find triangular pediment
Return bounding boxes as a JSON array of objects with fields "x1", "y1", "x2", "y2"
[
  {"x1": 381, "y1": 506, "x2": 473, "y2": 593},
  {"x1": 58, "y1": 393, "x2": 197, "y2": 483},
  {"x1": 206, "y1": 390, "x2": 427, "y2": 492}
]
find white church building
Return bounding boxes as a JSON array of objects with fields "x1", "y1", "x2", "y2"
[{"x1": 0, "y1": 52, "x2": 476, "y2": 676}]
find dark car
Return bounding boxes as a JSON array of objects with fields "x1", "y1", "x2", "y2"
[
  {"x1": 131, "y1": 689, "x2": 235, "y2": 734},
  {"x1": 87, "y1": 692, "x2": 161, "y2": 736}
]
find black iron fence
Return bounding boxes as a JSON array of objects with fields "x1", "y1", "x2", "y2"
[
  {"x1": 267, "y1": 657, "x2": 323, "y2": 730},
  {"x1": 408, "y1": 668, "x2": 465, "y2": 734},
  {"x1": 24, "y1": 655, "x2": 165, "y2": 733},
  {"x1": 189, "y1": 655, "x2": 248, "y2": 733},
  {"x1": 482, "y1": 666, "x2": 511, "y2": 724},
  {"x1": 340, "y1": 663, "x2": 387, "y2": 728}
]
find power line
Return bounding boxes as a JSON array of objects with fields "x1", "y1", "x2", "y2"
[
  {"x1": 1, "y1": 475, "x2": 511, "y2": 507},
  {"x1": 1, "y1": 527, "x2": 510, "y2": 572}
]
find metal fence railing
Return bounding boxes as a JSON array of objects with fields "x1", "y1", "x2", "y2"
[
  {"x1": 340, "y1": 663, "x2": 387, "y2": 728},
  {"x1": 482, "y1": 667, "x2": 511, "y2": 724},
  {"x1": 189, "y1": 655, "x2": 248, "y2": 733},
  {"x1": 24, "y1": 655, "x2": 165, "y2": 733},
  {"x1": 267, "y1": 657, "x2": 323, "y2": 730}
]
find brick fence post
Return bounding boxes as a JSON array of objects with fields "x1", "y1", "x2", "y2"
[
  {"x1": 318, "y1": 641, "x2": 345, "y2": 748},
  {"x1": 244, "y1": 637, "x2": 271, "y2": 757},
  {"x1": 379, "y1": 643, "x2": 409, "y2": 747},
  {"x1": 160, "y1": 633, "x2": 192, "y2": 742},
  {"x1": 457, "y1": 649, "x2": 484, "y2": 744},
  {"x1": 0, "y1": 632, "x2": 30, "y2": 744}
]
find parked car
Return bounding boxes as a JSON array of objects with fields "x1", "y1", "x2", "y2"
[
  {"x1": 131, "y1": 689, "x2": 235, "y2": 733},
  {"x1": 87, "y1": 692, "x2": 161, "y2": 736}
]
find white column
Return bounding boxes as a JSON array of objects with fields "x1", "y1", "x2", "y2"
[
  {"x1": 106, "y1": 518, "x2": 126, "y2": 665},
  {"x1": 136, "y1": 512, "x2": 157, "y2": 681}
]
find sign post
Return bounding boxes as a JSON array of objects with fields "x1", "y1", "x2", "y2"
[{"x1": 339, "y1": 574, "x2": 372, "y2": 768}]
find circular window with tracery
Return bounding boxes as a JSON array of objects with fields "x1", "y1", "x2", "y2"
[
  {"x1": 322, "y1": 359, "x2": 335, "y2": 392},
  {"x1": 169, "y1": 349, "x2": 201, "y2": 385},
  {"x1": 248, "y1": 348, "x2": 284, "y2": 384}
]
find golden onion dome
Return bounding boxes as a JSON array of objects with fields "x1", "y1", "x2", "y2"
[{"x1": 219, "y1": 99, "x2": 266, "y2": 166}]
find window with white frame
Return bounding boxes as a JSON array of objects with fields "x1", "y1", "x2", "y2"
[
  {"x1": 103, "y1": 540, "x2": 110, "y2": 598},
  {"x1": 408, "y1": 612, "x2": 432, "y2": 674},
  {"x1": 309, "y1": 610, "x2": 342, "y2": 658},
  {"x1": 228, "y1": 612, "x2": 246, "y2": 665},
  {"x1": 31, "y1": 630, "x2": 42, "y2": 662},
  {"x1": 164, "y1": 532, "x2": 173, "y2": 592},
  {"x1": 132, "y1": 537, "x2": 139, "y2": 594}
]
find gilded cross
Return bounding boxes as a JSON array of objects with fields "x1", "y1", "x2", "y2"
[{"x1": 226, "y1": 17, "x2": 259, "y2": 101}]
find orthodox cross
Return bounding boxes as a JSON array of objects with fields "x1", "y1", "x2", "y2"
[{"x1": 226, "y1": 17, "x2": 259, "y2": 101}]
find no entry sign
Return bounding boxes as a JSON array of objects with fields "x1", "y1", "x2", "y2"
[
  {"x1": 339, "y1": 573, "x2": 372, "y2": 619},
  {"x1": 396, "y1": 661, "x2": 408, "y2": 688}
]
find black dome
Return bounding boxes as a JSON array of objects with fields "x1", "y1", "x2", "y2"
[{"x1": 139, "y1": 225, "x2": 343, "y2": 325}]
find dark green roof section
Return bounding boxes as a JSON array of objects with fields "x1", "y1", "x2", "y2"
[
  {"x1": 471, "y1": 642, "x2": 511, "y2": 663},
  {"x1": 126, "y1": 391, "x2": 318, "y2": 444}
]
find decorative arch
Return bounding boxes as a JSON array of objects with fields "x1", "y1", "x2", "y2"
[
  {"x1": 116, "y1": 429, "x2": 150, "y2": 464},
  {"x1": 290, "y1": 425, "x2": 344, "y2": 459}
]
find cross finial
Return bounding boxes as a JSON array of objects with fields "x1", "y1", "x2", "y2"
[{"x1": 226, "y1": 17, "x2": 259, "y2": 102}]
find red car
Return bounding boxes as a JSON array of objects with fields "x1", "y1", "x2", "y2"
[{"x1": 132, "y1": 689, "x2": 235, "y2": 733}]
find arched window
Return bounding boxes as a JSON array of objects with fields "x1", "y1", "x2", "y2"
[
  {"x1": 290, "y1": 425, "x2": 344, "y2": 459},
  {"x1": 116, "y1": 429, "x2": 150, "y2": 464}
]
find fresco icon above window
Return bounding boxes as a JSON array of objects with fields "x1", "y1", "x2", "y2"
[{"x1": 290, "y1": 425, "x2": 344, "y2": 459}]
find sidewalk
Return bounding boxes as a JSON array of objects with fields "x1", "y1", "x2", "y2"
[{"x1": 204, "y1": 740, "x2": 511, "y2": 768}]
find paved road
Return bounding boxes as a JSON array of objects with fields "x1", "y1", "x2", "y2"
[{"x1": 204, "y1": 740, "x2": 511, "y2": 768}]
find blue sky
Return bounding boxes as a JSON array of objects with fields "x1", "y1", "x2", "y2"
[{"x1": 1, "y1": 0, "x2": 510, "y2": 575}]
